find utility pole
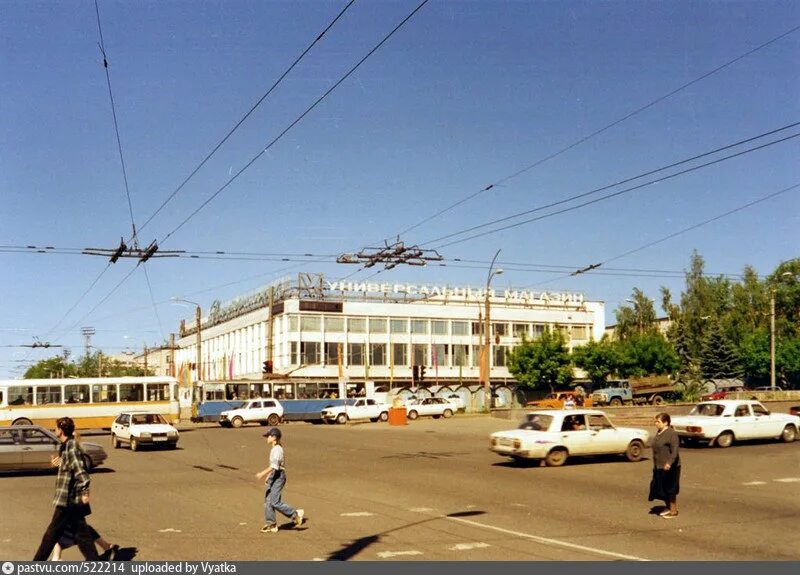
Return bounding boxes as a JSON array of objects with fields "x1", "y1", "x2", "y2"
[
  {"x1": 81, "y1": 326, "x2": 95, "y2": 358},
  {"x1": 143, "y1": 343, "x2": 149, "y2": 374},
  {"x1": 98, "y1": 352, "x2": 103, "y2": 377},
  {"x1": 195, "y1": 306, "x2": 202, "y2": 382},
  {"x1": 770, "y1": 289, "x2": 776, "y2": 389},
  {"x1": 481, "y1": 250, "x2": 503, "y2": 411},
  {"x1": 169, "y1": 333, "x2": 176, "y2": 377}
]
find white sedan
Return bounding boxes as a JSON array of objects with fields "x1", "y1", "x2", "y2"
[
  {"x1": 111, "y1": 412, "x2": 179, "y2": 451},
  {"x1": 489, "y1": 409, "x2": 649, "y2": 467},
  {"x1": 671, "y1": 400, "x2": 799, "y2": 448},
  {"x1": 219, "y1": 399, "x2": 284, "y2": 428},
  {"x1": 405, "y1": 397, "x2": 458, "y2": 420}
]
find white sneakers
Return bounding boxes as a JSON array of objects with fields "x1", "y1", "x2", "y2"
[{"x1": 294, "y1": 509, "x2": 305, "y2": 527}]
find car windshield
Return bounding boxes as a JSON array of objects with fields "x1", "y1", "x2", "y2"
[
  {"x1": 689, "y1": 403, "x2": 725, "y2": 417},
  {"x1": 132, "y1": 414, "x2": 167, "y2": 425},
  {"x1": 518, "y1": 414, "x2": 553, "y2": 432}
]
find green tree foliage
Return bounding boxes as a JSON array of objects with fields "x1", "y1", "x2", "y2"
[
  {"x1": 24, "y1": 351, "x2": 152, "y2": 379},
  {"x1": 507, "y1": 329, "x2": 572, "y2": 392},
  {"x1": 617, "y1": 332, "x2": 679, "y2": 377},
  {"x1": 699, "y1": 320, "x2": 741, "y2": 379},
  {"x1": 614, "y1": 288, "x2": 658, "y2": 341},
  {"x1": 572, "y1": 336, "x2": 622, "y2": 386},
  {"x1": 23, "y1": 354, "x2": 78, "y2": 379}
]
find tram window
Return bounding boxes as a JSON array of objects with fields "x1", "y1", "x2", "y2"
[
  {"x1": 35, "y1": 386, "x2": 62, "y2": 405},
  {"x1": 120, "y1": 383, "x2": 144, "y2": 402},
  {"x1": 92, "y1": 384, "x2": 118, "y2": 403},
  {"x1": 8, "y1": 386, "x2": 33, "y2": 405},
  {"x1": 65, "y1": 385, "x2": 90, "y2": 404},
  {"x1": 147, "y1": 383, "x2": 170, "y2": 401}
]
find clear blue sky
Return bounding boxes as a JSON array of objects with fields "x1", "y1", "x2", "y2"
[{"x1": 1, "y1": 0, "x2": 798, "y2": 377}]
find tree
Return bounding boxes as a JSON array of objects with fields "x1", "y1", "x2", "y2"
[
  {"x1": 572, "y1": 337, "x2": 622, "y2": 387},
  {"x1": 617, "y1": 332, "x2": 679, "y2": 377},
  {"x1": 507, "y1": 329, "x2": 572, "y2": 392},
  {"x1": 699, "y1": 320, "x2": 741, "y2": 379},
  {"x1": 614, "y1": 288, "x2": 658, "y2": 341},
  {"x1": 24, "y1": 350, "x2": 152, "y2": 379},
  {"x1": 23, "y1": 353, "x2": 78, "y2": 379}
]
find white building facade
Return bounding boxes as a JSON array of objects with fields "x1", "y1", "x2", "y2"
[{"x1": 174, "y1": 274, "x2": 605, "y2": 386}]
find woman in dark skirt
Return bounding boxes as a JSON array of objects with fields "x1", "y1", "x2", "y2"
[{"x1": 649, "y1": 412, "x2": 681, "y2": 518}]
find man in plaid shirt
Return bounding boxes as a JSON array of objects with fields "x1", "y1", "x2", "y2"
[{"x1": 33, "y1": 417, "x2": 99, "y2": 560}]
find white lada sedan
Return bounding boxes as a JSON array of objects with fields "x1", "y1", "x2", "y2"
[
  {"x1": 490, "y1": 409, "x2": 649, "y2": 467},
  {"x1": 672, "y1": 400, "x2": 799, "y2": 448},
  {"x1": 111, "y1": 412, "x2": 179, "y2": 451}
]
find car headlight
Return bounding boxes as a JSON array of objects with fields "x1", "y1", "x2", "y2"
[
  {"x1": 513, "y1": 440, "x2": 521, "y2": 449},
  {"x1": 140, "y1": 432, "x2": 152, "y2": 438},
  {"x1": 167, "y1": 431, "x2": 178, "y2": 438},
  {"x1": 491, "y1": 438, "x2": 498, "y2": 446}
]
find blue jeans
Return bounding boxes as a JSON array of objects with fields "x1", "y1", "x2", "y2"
[{"x1": 264, "y1": 471, "x2": 295, "y2": 525}]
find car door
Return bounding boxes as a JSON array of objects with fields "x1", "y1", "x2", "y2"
[
  {"x1": 112, "y1": 414, "x2": 132, "y2": 441},
  {"x1": 559, "y1": 414, "x2": 594, "y2": 455},
  {"x1": 20, "y1": 428, "x2": 59, "y2": 470},
  {"x1": 731, "y1": 404, "x2": 757, "y2": 439},
  {"x1": 585, "y1": 414, "x2": 622, "y2": 453},
  {"x1": 750, "y1": 403, "x2": 781, "y2": 438},
  {"x1": 0, "y1": 429, "x2": 22, "y2": 471},
  {"x1": 246, "y1": 401, "x2": 264, "y2": 422}
]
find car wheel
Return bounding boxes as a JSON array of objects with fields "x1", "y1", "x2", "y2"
[
  {"x1": 407, "y1": 410, "x2": 419, "y2": 420},
  {"x1": 130, "y1": 438, "x2": 140, "y2": 452},
  {"x1": 781, "y1": 425, "x2": 797, "y2": 443},
  {"x1": 231, "y1": 417, "x2": 244, "y2": 429},
  {"x1": 651, "y1": 395, "x2": 664, "y2": 405},
  {"x1": 336, "y1": 413, "x2": 348, "y2": 425},
  {"x1": 378, "y1": 411, "x2": 389, "y2": 422},
  {"x1": 12, "y1": 418, "x2": 32, "y2": 426},
  {"x1": 112, "y1": 434, "x2": 120, "y2": 449},
  {"x1": 625, "y1": 440, "x2": 644, "y2": 462},
  {"x1": 442, "y1": 409, "x2": 453, "y2": 419},
  {"x1": 609, "y1": 398, "x2": 622, "y2": 407},
  {"x1": 267, "y1": 414, "x2": 280, "y2": 426},
  {"x1": 715, "y1": 431, "x2": 734, "y2": 448},
  {"x1": 545, "y1": 448, "x2": 568, "y2": 467},
  {"x1": 82, "y1": 454, "x2": 94, "y2": 471}
]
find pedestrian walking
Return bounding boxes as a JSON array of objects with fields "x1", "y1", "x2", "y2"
[
  {"x1": 33, "y1": 417, "x2": 99, "y2": 560},
  {"x1": 50, "y1": 524, "x2": 118, "y2": 561},
  {"x1": 648, "y1": 412, "x2": 681, "y2": 519},
  {"x1": 255, "y1": 427, "x2": 305, "y2": 533}
]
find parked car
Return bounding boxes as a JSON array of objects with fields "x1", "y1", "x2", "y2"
[
  {"x1": 489, "y1": 409, "x2": 649, "y2": 467},
  {"x1": 110, "y1": 412, "x2": 179, "y2": 451},
  {"x1": 219, "y1": 398, "x2": 284, "y2": 428},
  {"x1": 0, "y1": 425, "x2": 107, "y2": 472},
  {"x1": 790, "y1": 406, "x2": 800, "y2": 417},
  {"x1": 321, "y1": 398, "x2": 391, "y2": 424},
  {"x1": 700, "y1": 386, "x2": 746, "y2": 401},
  {"x1": 526, "y1": 391, "x2": 593, "y2": 408},
  {"x1": 671, "y1": 400, "x2": 799, "y2": 448},
  {"x1": 405, "y1": 397, "x2": 458, "y2": 420}
]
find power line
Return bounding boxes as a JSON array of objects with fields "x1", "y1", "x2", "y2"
[
  {"x1": 159, "y1": 0, "x2": 431, "y2": 245},
  {"x1": 430, "y1": 128, "x2": 800, "y2": 250},
  {"x1": 392, "y1": 23, "x2": 800, "y2": 239},
  {"x1": 136, "y1": 0, "x2": 358, "y2": 237}
]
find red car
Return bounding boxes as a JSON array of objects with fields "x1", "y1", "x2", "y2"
[
  {"x1": 700, "y1": 387, "x2": 746, "y2": 401},
  {"x1": 790, "y1": 406, "x2": 800, "y2": 417}
]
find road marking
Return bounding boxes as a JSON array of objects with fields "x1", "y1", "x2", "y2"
[
  {"x1": 157, "y1": 528, "x2": 182, "y2": 533},
  {"x1": 312, "y1": 558, "x2": 324, "y2": 561},
  {"x1": 449, "y1": 542, "x2": 490, "y2": 551},
  {"x1": 775, "y1": 478, "x2": 800, "y2": 483},
  {"x1": 742, "y1": 481, "x2": 767, "y2": 486},
  {"x1": 239, "y1": 522, "x2": 247, "y2": 526},
  {"x1": 409, "y1": 507, "x2": 434, "y2": 512},
  {"x1": 446, "y1": 516, "x2": 648, "y2": 561},
  {"x1": 377, "y1": 550, "x2": 423, "y2": 559},
  {"x1": 341, "y1": 512, "x2": 375, "y2": 517},
  {"x1": 511, "y1": 503, "x2": 527, "y2": 508}
]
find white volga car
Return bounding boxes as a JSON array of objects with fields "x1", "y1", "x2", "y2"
[
  {"x1": 321, "y1": 398, "x2": 391, "y2": 424},
  {"x1": 672, "y1": 400, "x2": 799, "y2": 448},
  {"x1": 490, "y1": 409, "x2": 649, "y2": 467},
  {"x1": 219, "y1": 399, "x2": 284, "y2": 428},
  {"x1": 111, "y1": 412, "x2": 179, "y2": 451},
  {"x1": 405, "y1": 397, "x2": 458, "y2": 420}
]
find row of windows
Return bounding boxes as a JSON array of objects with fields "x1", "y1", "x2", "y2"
[
  {"x1": 2, "y1": 383, "x2": 173, "y2": 407},
  {"x1": 289, "y1": 342, "x2": 513, "y2": 368},
  {"x1": 287, "y1": 315, "x2": 589, "y2": 338}
]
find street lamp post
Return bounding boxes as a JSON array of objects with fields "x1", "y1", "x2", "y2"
[
  {"x1": 482, "y1": 250, "x2": 503, "y2": 411},
  {"x1": 771, "y1": 272, "x2": 796, "y2": 389},
  {"x1": 172, "y1": 298, "x2": 202, "y2": 382}
]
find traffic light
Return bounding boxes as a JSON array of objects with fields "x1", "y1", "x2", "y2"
[
  {"x1": 262, "y1": 360, "x2": 273, "y2": 374},
  {"x1": 419, "y1": 366, "x2": 427, "y2": 381},
  {"x1": 412, "y1": 365, "x2": 419, "y2": 383}
]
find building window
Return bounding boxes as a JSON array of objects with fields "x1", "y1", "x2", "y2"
[
  {"x1": 492, "y1": 323, "x2": 508, "y2": 336},
  {"x1": 493, "y1": 346, "x2": 508, "y2": 367},
  {"x1": 431, "y1": 320, "x2": 448, "y2": 335},
  {"x1": 453, "y1": 344, "x2": 469, "y2": 367},
  {"x1": 412, "y1": 344, "x2": 428, "y2": 366},
  {"x1": 513, "y1": 323, "x2": 529, "y2": 338},
  {"x1": 300, "y1": 316, "x2": 321, "y2": 332},
  {"x1": 390, "y1": 319, "x2": 408, "y2": 334},
  {"x1": 392, "y1": 343, "x2": 408, "y2": 367},
  {"x1": 349, "y1": 343, "x2": 365, "y2": 365},
  {"x1": 348, "y1": 318, "x2": 366, "y2": 333},
  {"x1": 432, "y1": 344, "x2": 449, "y2": 367},
  {"x1": 324, "y1": 342, "x2": 341, "y2": 366},
  {"x1": 556, "y1": 324, "x2": 570, "y2": 339},
  {"x1": 572, "y1": 325, "x2": 589, "y2": 340},
  {"x1": 472, "y1": 322, "x2": 482, "y2": 335},
  {"x1": 471, "y1": 345, "x2": 482, "y2": 367},
  {"x1": 452, "y1": 321, "x2": 469, "y2": 336},
  {"x1": 290, "y1": 342, "x2": 299, "y2": 365},
  {"x1": 532, "y1": 324, "x2": 545, "y2": 339},
  {"x1": 369, "y1": 318, "x2": 388, "y2": 334},
  {"x1": 370, "y1": 343, "x2": 386, "y2": 366},
  {"x1": 288, "y1": 315, "x2": 299, "y2": 331},
  {"x1": 301, "y1": 342, "x2": 321, "y2": 365},
  {"x1": 411, "y1": 319, "x2": 429, "y2": 334},
  {"x1": 324, "y1": 316, "x2": 344, "y2": 332}
]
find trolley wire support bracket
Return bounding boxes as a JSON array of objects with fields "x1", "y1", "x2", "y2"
[
  {"x1": 83, "y1": 240, "x2": 183, "y2": 263},
  {"x1": 337, "y1": 238, "x2": 443, "y2": 270}
]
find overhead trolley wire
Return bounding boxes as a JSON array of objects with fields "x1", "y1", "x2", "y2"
[
  {"x1": 159, "y1": 0, "x2": 431, "y2": 245},
  {"x1": 393, "y1": 23, "x2": 800, "y2": 239},
  {"x1": 136, "y1": 0, "x2": 358, "y2": 237}
]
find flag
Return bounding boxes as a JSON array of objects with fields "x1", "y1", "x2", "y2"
[
  {"x1": 337, "y1": 343, "x2": 343, "y2": 380},
  {"x1": 433, "y1": 345, "x2": 439, "y2": 383},
  {"x1": 228, "y1": 349, "x2": 235, "y2": 380}
]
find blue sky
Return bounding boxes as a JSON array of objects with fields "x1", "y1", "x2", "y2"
[{"x1": 1, "y1": 0, "x2": 798, "y2": 377}]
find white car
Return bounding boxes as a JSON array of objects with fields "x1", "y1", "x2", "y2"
[
  {"x1": 321, "y1": 398, "x2": 391, "y2": 424},
  {"x1": 405, "y1": 397, "x2": 458, "y2": 420},
  {"x1": 671, "y1": 400, "x2": 799, "y2": 448},
  {"x1": 111, "y1": 412, "x2": 179, "y2": 451},
  {"x1": 219, "y1": 399, "x2": 284, "y2": 428},
  {"x1": 490, "y1": 409, "x2": 649, "y2": 467}
]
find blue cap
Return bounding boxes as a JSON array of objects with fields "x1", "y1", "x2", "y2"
[{"x1": 264, "y1": 427, "x2": 282, "y2": 439}]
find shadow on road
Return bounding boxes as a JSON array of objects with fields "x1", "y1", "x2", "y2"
[
  {"x1": 110, "y1": 546, "x2": 138, "y2": 561},
  {"x1": 326, "y1": 510, "x2": 484, "y2": 561}
]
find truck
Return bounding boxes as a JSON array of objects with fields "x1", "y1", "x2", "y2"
[
  {"x1": 591, "y1": 376, "x2": 676, "y2": 407},
  {"x1": 320, "y1": 398, "x2": 392, "y2": 424}
]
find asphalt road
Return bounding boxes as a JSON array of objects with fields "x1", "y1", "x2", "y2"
[{"x1": 1, "y1": 416, "x2": 799, "y2": 561}]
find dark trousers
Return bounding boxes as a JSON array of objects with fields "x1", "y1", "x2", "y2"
[{"x1": 33, "y1": 505, "x2": 99, "y2": 561}]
